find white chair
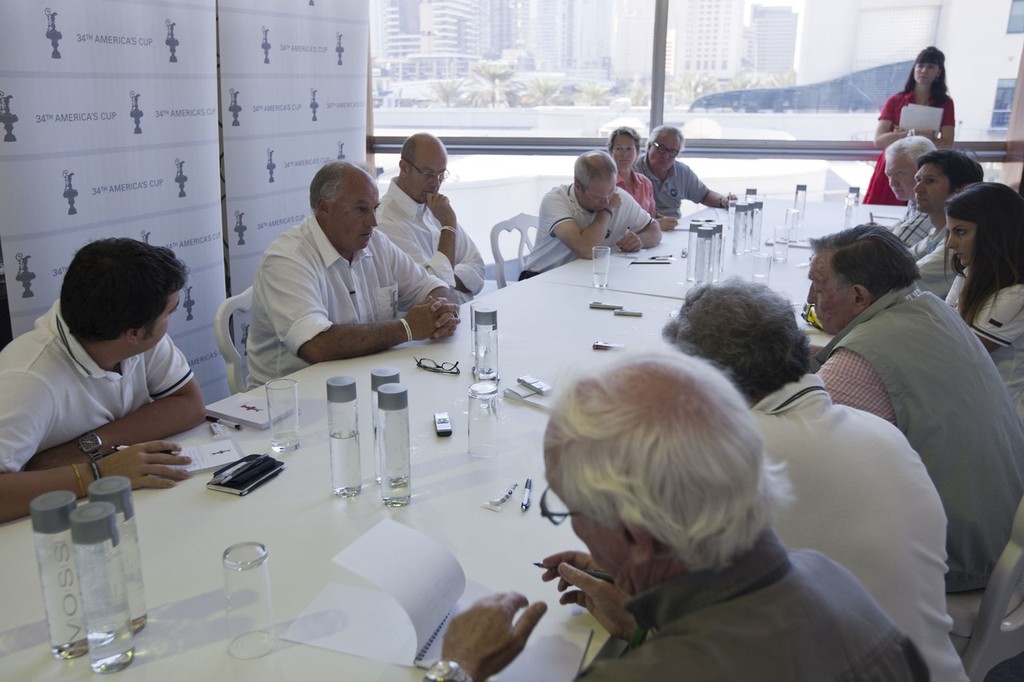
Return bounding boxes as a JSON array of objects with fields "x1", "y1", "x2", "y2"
[
  {"x1": 490, "y1": 213, "x2": 537, "y2": 288},
  {"x1": 947, "y1": 496, "x2": 1024, "y2": 681},
  {"x1": 214, "y1": 286, "x2": 253, "y2": 394}
]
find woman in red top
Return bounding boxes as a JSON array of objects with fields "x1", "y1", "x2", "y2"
[{"x1": 863, "y1": 46, "x2": 955, "y2": 206}]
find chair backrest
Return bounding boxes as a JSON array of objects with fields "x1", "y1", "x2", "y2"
[
  {"x1": 490, "y1": 213, "x2": 537, "y2": 288},
  {"x1": 214, "y1": 286, "x2": 253, "y2": 395},
  {"x1": 956, "y1": 495, "x2": 1024, "y2": 681}
]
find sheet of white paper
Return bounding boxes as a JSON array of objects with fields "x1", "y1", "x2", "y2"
[
  {"x1": 332, "y1": 518, "x2": 466, "y2": 659},
  {"x1": 282, "y1": 582, "x2": 593, "y2": 681},
  {"x1": 281, "y1": 583, "x2": 417, "y2": 665},
  {"x1": 898, "y1": 103, "x2": 943, "y2": 131},
  {"x1": 179, "y1": 440, "x2": 244, "y2": 473}
]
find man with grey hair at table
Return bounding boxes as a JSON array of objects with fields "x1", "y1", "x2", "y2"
[
  {"x1": 426, "y1": 354, "x2": 928, "y2": 682},
  {"x1": 633, "y1": 124, "x2": 735, "y2": 219},
  {"x1": 662, "y1": 279, "x2": 966, "y2": 682},
  {"x1": 246, "y1": 161, "x2": 459, "y2": 386},
  {"x1": 809, "y1": 224, "x2": 1024, "y2": 592},
  {"x1": 522, "y1": 150, "x2": 660, "y2": 277},
  {"x1": 880, "y1": 135, "x2": 936, "y2": 247}
]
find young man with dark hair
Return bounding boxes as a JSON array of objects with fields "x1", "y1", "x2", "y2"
[
  {"x1": 909, "y1": 149, "x2": 984, "y2": 297},
  {"x1": 0, "y1": 238, "x2": 206, "y2": 523}
]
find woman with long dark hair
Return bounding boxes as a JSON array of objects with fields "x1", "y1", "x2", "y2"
[
  {"x1": 863, "y1": 47, "x2": 955, "y2": 206},
  {"x1": 945, "y1": 182, "x2": 1024, "y2": 418}
]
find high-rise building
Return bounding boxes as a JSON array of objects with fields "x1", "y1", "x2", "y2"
[
  {"x1": 524, "y1": 0, "x2": 574, "y2": 71},
  {"x1": 670, "y1": 0, "x2": 745, "y2": 79},
  {"x1": 375, "y1": 0, "x2": 480, "y2": 80},
  {"x1": 611, "y1": 0, "x2": 655, "y2": 80},
  {"x1": 747, "y1": 5, "x2": 797, "y2": 75}
]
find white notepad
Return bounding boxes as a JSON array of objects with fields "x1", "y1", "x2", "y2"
[
  {"x1": 899, "y1": 103, "x2": 943, "y2": 131},
  {"x1": 205, "y1": 393, "x2": 271, "y2": 429},
  {"x1": 178, "y1": 439, "x2": 246, "y2": 473}
]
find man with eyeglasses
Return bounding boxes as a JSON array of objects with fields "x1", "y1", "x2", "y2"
[
  {"x1": 426, "y1": 354, "x2": 928, "y2": 682},
  {"x1": 634, "y1": 124, "x2": 734, "y2": 219},
  {"x1": 378, "y1": 133, "x2": 485, "y2": 304},
  {"x1": 246, "y1": 161, "x2": 460, "y2": 387},
  {"x1": 522, "y1": 150, "x2": 660, "y2": 277}
]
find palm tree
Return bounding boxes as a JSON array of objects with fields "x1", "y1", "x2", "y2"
[
  {"x1": 573, "y1": 82, "x2": 611, "y2": 106},
  {"x1": 625, "y1": 79, "x2": 650, "y2": 106},
  {"x1": 729, "y1": 73, "x2": 763, "y2": 90},
  {"x1": 668, "y1": 73, "x2": 719, "y2": 107},
  {"x1": 430, "y1": 79, "x2": 466, "y2": 107},
  {"x1": 522, "y1": 78, "x2": 564, "y2": 107},
  {"x1": 468, "y1": 62, "x2": 520, "y2": 108}
]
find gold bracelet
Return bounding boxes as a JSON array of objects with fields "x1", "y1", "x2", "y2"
[{"x1": 70, "y1": 463, "x2": 86, "y2": 497}]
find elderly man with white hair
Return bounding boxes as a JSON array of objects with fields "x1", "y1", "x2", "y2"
[
  {"x1": 881, "y1": 135, "x2": 937, "y2": 247},
  {"x1": 427, "y1": 354, "x2": 928, "y2": 682}
]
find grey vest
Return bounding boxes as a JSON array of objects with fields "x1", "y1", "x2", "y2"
[{"x1": 815, "y1": 286, "x2": 1024, "y2": 591}]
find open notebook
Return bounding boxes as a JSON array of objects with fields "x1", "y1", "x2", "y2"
[{"x1": 282, "y1": 518, "x2": 592, "y2": 679}]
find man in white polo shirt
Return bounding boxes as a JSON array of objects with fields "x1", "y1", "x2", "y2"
[
  {"x1": 523, "y1": 151, "x2": 660, "y2": 277},
  {"x1": 0, "y1": 238, "x2": 205, "y2": 523}
]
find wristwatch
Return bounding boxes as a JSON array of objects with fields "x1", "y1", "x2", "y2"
[
  {"x1": 423, "y1": 660, "x2": 472, "y2": 682},
  {"x1": 77, "y1": 432, "x2": 103, "y2": 461}
]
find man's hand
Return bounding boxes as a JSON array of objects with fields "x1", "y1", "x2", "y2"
[
  {"x1": 425, "y1": 192, "x2": 457, "y2": 228},
  {"x1": 440, "y1": 592, "x2": 547, "y2": 682},
  {"x1": 540, "y1": 551, "x2": 636, "y2": 640},
  {"x1": 404, "y1": 296, "x2": 460, "y2": 340},
  {"x1": 615, "y1": 230, "x2": 643, "y2": 253},
  {"x1": 656, "y1": 216, "x2": 679, "y2": 231},
  {"x1": 98, "y1": 440, "x2": 192, "y2": 489}
]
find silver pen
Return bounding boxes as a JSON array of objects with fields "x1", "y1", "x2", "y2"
[{"x1": 210, "y1": 459, "x2": 251, "y2": 485}]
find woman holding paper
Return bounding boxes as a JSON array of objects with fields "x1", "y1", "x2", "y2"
[
  {"x1": 945, "y1": 182, "x2": 1024, "y2": 419},
  {"x1": 864, "y1": 46, "x2": 955, "y2": 206}
]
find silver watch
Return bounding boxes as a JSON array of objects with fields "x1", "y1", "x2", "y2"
[
  {"x1": 423, "y1": 660, "x2": 471, "y2": 682},
  {"x1": 78, "y1": 431, "x2": 103, "y2": 460}
]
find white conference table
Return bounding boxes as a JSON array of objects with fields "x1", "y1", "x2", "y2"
[
  {"x1": 0, "y1": 200, "x2": 886, "y2": 680},
  {"x1": 0, "y1": 278, "x2": 685, "y2": 682}
]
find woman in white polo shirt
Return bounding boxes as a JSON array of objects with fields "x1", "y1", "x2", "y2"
[{"x1": 945, "y1": 182, "x2": 1024, "y2": 419}]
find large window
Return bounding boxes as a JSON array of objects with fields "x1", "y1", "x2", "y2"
[
  {"x1": 992, "y1": 78, "x2": 1017, "y2": 128},
  {"x1": 370, "y1": 0, "x2": 1018, "y2": 145},
  {"x1": 1010, "y1": 0, "x2": 1024, "y2": 33},
  {"x1": 369, "y1": 0, "x2": 1016, "y2": 262}
]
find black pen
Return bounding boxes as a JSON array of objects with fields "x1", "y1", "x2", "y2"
[
  {"x1": 206, "y1": 415, "x2": 242, "y2": 430},
  {"x1": 521, "y1": 477, "x2": 532, "y2": 511},
  {"x1": 533, "y1": 562, "x2": 614, "y2": 583}
]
